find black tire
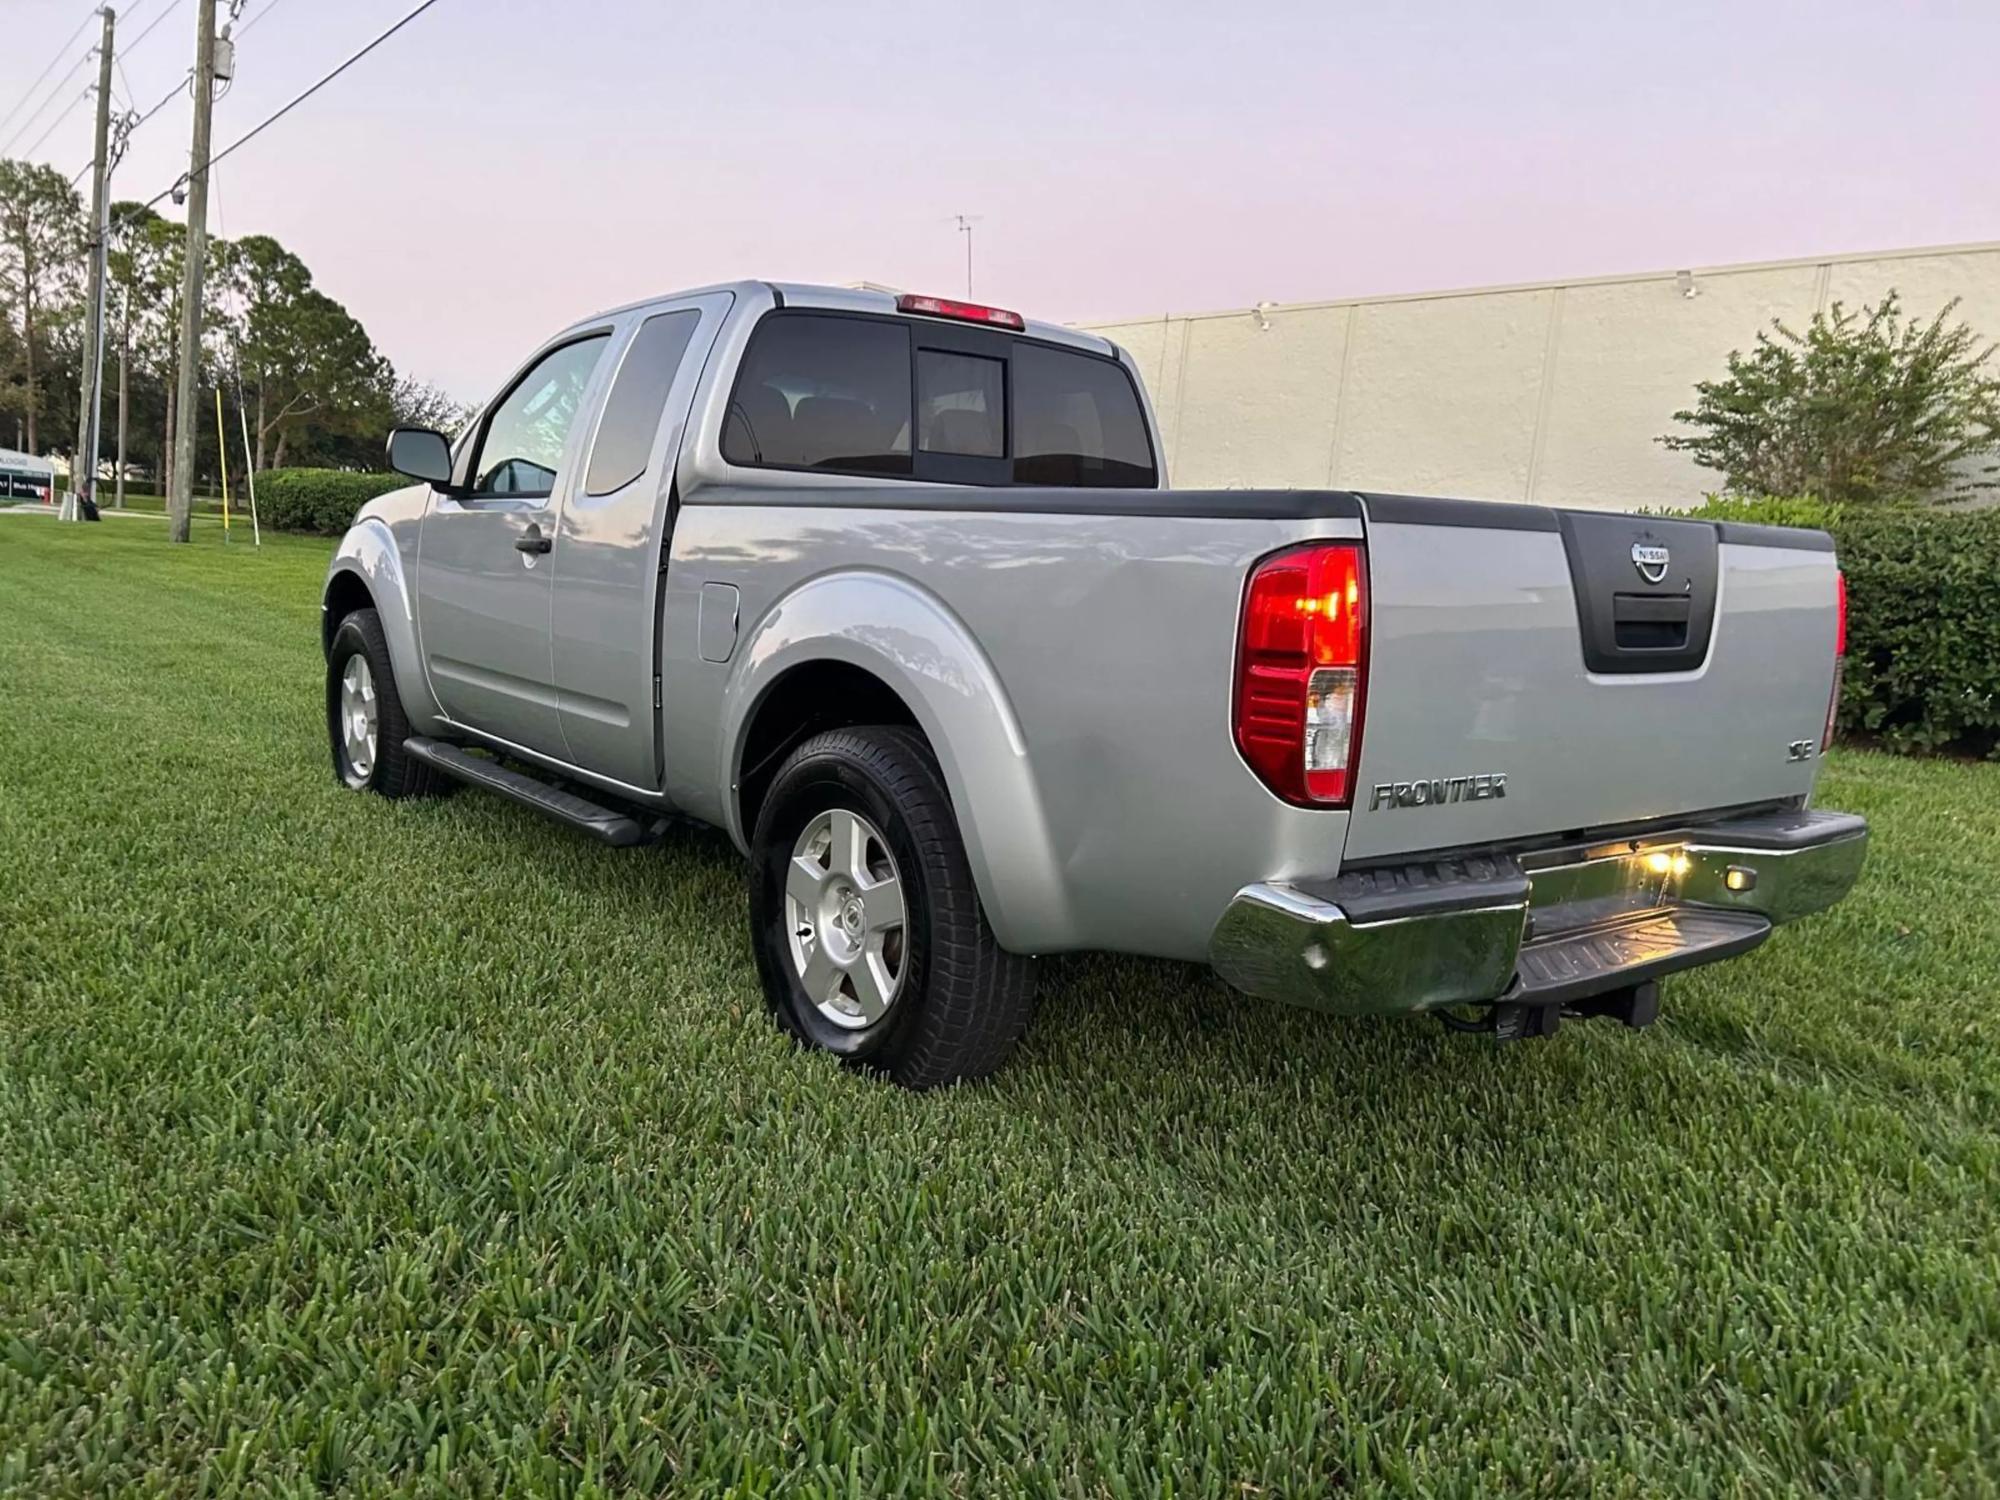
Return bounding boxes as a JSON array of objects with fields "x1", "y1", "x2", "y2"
[
  {"x1": 749, "y1": 725, "x2": 1037, "y2": 1089},
  {"x1": 325, "y1": 607, "x2": 446, "y2": 799}
]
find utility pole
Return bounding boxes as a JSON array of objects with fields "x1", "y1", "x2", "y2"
[
  {"x1": 168, "y1": 0, "x2": 219, "y2": 545},
  {"x1": 116, "y1": 282, "x2": 130, "y2": 508},
  {"x1": 63, "y1": 6, "x2": 115, "y2": 524}
]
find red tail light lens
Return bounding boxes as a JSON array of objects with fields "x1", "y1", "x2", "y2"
[
  {"x1": 1823, "y1": 568, "x2": 1847, "y2": 752},
  {"x1": 894, "y1": 293, "x2": 1026, "y2": 331},
  {"x1": 1234, "y1": 543, "x2": 1369, "y2": 806}
]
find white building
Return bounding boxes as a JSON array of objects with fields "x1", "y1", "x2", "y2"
[
  {"x1": 1086, "y1": 241, "x2": 2000, "y2": 512},
  {"x1": 0, "y1": 447, "x2": 56, "y2": 503}
]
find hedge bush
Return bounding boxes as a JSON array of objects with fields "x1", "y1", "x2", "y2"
[
  {"x1": 1686, "y1": 496, "x2": 2000, "y2": 757},
  {"x1": 256, "y1": 469, "x2": 408, "y2": 535}
]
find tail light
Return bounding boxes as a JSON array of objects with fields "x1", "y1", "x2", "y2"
[
  {"x1": 894, "y1": 293, "x2": 1026, "y2": 331},
  {"x1": 1233, "y1": 543, "x2": 1369, "y2": 806},
  {"x1": 1822, "y1": 568, "x2": 1847, "y2": 753}
]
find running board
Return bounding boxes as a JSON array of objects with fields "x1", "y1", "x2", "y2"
[{"x1": 403, "y1": 737, "x2": 650, "y2": 847}]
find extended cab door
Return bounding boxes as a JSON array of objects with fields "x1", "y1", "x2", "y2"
[
  {"x1": 416, "y1": 332, "x2": 611, "y2": 758},
  {"x1": 550, "y1": 291, "x2": 732, "y2": 789}
]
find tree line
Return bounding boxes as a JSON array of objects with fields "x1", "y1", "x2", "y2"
[{"x1": 0, "y1": 157, "x2": 463, "y2": 494}]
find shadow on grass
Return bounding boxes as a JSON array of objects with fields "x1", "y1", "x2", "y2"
[
  {"x1": 1016, "y1": 949, "x2": 1515, "y2": 1098},
  {"x1": 468, "y1": 789, "x2": 1476, "y2": 1091},
  {"x1": 403, "y1": 765, "x2": 1705, "y2": 1193}
]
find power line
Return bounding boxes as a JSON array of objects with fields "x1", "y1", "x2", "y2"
[
  {"x1": 67, "y1": 0, "x2": 259, "y2": 187},
  {"x1": 116, "y1": 0, "x2": 163, "y2": 33},
  {"x1": 137, "y1": 0, "x2": 447, "y2": 213},
  {"x1": 75, "y1": 70, "x2": 181, "y2": 184},
  {"x1": 130, "y1": 76, "x2": 190, "y2": 137},
  {"x1": 0, "y1": 7, "x2": 96, "y2": 141},
  {"x1": 0, "y1": 48, "x2": 95, "y2": 158},
  {"x1": 147, "y1": 75, "x2": 193, "y2": 129},
  {"x1": 237, "y1": 0, "x2": 292, "y2": 40},
  {"x1": 121, "y1": 0, "x2": 191, "y2": 65},
  {"x1": 95, "y1": 1, "x2": 193, "y2": 160},
  {"x1": 13, "y1": 87, "x2": 93, "y2": 163}
]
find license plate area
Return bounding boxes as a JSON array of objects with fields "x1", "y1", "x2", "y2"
[{"x1": 1522, "y1": 841, "x2": 1693, "y2": 942}]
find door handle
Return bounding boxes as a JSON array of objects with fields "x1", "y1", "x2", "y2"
[{"x1": 514, "y1": 524, "x2": 552, "y2": 556}]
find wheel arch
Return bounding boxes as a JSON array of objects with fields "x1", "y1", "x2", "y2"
[
  {"x1": 321, "y1": 517, "x2": 440, "y2": 735},
  {"x1": 321, "y1": 569, "x2": 376, "y2": 655},
  {"x1": 736, "y1": 660, "x2": 921, "y2": 838},
  {"x1": 721, "y1": 571, "x2": 1075, "y2": 954}
]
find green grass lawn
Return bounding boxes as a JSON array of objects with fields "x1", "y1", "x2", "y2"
[
  {"x1": 10, "y1": 494, "x2": 235, "y2": 519},
  {"x1": 1, "y1": 520, "x2": 1996, "y2": 1496}
]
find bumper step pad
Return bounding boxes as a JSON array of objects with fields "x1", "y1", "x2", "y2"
[{"x1": 1511, "y1": 906, "x2": 1770, "y2": 1008}]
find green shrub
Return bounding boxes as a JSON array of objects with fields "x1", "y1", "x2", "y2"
[
  {"x1": 1660, "y1": 291, "x2": 2000, "y2": 506},
  {"x1": 1686, "y1": 493, "x2": 1845, "y2": 532},
  {"x1": 1684, "y1": 495, "x2": 2000, "y2": 757},
  {"x1": 256, "y1": 469, "x2": 408, "y2": 535}
]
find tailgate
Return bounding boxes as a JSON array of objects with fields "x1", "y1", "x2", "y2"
[{"x1": 1342, "y1": 496, "x2": 1841, "y2": 862}]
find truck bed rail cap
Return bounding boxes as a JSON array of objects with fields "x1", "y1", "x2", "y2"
[
  {"x1": 1359, "y1": 492, "x2": 1562, "y2": 532},
  {"x1": 1359, "y1": 493, "x2": 1839, "y2": 553},
  {"x1": 1712, "y1": 521, "x2": 1837, "y2": 552},
  {"x1": 683, "y1": 484, "x2": 1365, "y2": 520}
]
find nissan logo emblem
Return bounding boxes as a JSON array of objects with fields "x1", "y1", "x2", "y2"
[{"x1": 1631, "y1": 540, "x2": 1670, "y2": 584}]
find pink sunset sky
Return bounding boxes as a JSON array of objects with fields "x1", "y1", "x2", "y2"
[{"x1": 8, "y1": 0, "x2": 1998, "y2": 401}]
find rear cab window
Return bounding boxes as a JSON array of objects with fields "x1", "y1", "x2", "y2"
[
  {"x1": 1011, "y1": 341, "x2": 1155, "y2": 487},
  {"x1": 720, "y1": 308, "x2": 1156, "y2": 487},
  {"x1": 722, "y1": 316, "x2": 912, "y2": 476},
  {"x1": 917, "y1": 350, "x2": 1005, "y2": 457}
]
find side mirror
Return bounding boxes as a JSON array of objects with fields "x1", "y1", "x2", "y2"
[{"x1": 386, "y1": 425, "x2": 454, "y2": 487}]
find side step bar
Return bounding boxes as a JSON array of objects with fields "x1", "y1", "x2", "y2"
[{"x1": 403, "y1": 737, "x2": 650, "y2": 847}]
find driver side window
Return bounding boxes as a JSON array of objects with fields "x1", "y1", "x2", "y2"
[{"x1": 470, "y1": 335, "x2": 609, "y2": 498}]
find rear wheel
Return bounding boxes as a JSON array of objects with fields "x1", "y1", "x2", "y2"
[
  {"x1": 749, "y1": 725, "x2": 1036, "y2": 1088},
  {"x1": 325, "y1": 608, "x2": 445, "y2": 799}
]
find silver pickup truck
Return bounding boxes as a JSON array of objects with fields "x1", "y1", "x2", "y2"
[{"x1": 323, "y1": 282, "x2": 1866, "y2": 1086}]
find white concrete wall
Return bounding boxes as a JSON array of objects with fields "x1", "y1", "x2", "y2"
[{"x1": 1088, "y1": 243, "x2": 2000, "y2": 511}]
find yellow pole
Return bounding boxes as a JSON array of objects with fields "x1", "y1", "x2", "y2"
[{"x1": 214, "y1": 387, "x2": 230, "y2": 538}]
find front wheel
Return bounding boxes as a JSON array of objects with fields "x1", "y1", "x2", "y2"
[
  {"x1": 325, "y1": 607, "x2": 445, "y2": 799},
  {"x1": 748, "y1": 725, "x2": 1036, "y2": 1089}
]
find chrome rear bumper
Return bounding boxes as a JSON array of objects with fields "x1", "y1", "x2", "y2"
[{"x1": 1208, "y1": 808, "x2": 1868, "y2": 1017}]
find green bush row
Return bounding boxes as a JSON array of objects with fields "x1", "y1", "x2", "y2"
[
  {"x1": 257, "y1": 469, "x2": 409, "y2": 536},
  {"x1": 1688, "y1": 496, "x2": 2000, "y2": 757}
]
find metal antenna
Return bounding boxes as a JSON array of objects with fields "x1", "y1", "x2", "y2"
[{"x1": 948, "y1": 213, "x2": 982, "y2": 297}]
